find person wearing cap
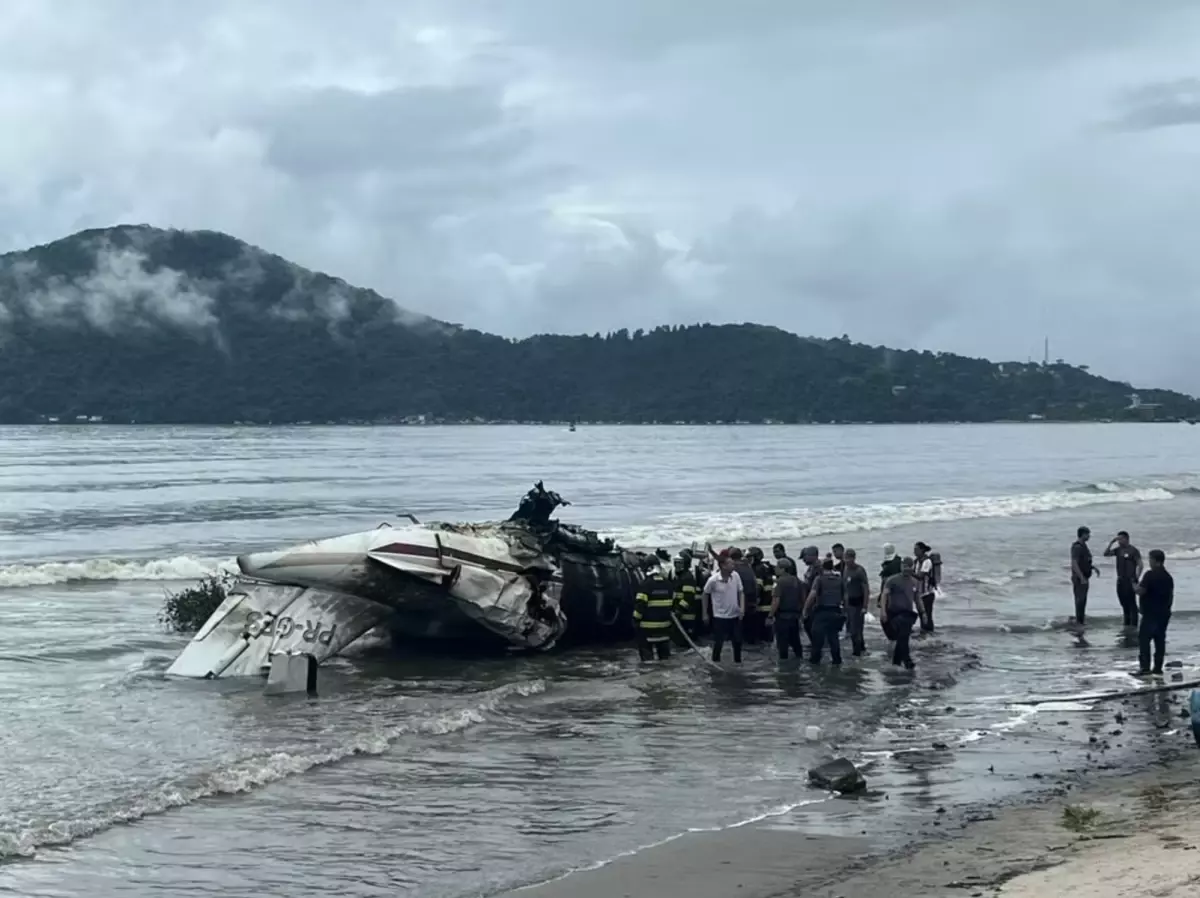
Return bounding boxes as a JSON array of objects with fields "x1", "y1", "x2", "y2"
[
  {"x1": 1070, "y1": 526, "x2": 1099, "y2": 627},
  {"x1": 768, "y1": 557, "x2": 805, "y2": 661},
  {"x1": 878, "y1": 544, "x2": 902, "y2": 640},
  {"x1": 702, "y1": 553, "x2": 745, "y2": 664},
  {"x1": 671, "y1": 552, "x2": 701, "y2": 641},
  {"x1": 747, "y1": 546, "x2": 776, "y2": 644},
  {"x1": 803, "y1": 557, "x2": 846, "y2": 666},
  {"x1": 841, "y1": 548, "x2": 872, "y2": 656},
  {"x1": 913, "y1": 541, "x2": 937, "y2": 633},
  {"x1": 798, "y1": 545, "x2": 822, "y2": 649},
  {"x1": 879, "y1": 557, "x2": 919, "y2": 670}
]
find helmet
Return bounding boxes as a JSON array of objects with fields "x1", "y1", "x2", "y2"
[
  {"x1": 747, "y1": 546, "x2": 763, "y2": 561},
  {"x1": 801, "y1": 545, "x2": 820, "y2": 561}
]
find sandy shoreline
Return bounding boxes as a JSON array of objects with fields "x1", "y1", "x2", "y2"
[{"x1": 496, "y1": 730, "x2": 1200, "y2": 898}]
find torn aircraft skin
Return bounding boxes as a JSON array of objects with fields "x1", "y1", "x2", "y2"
[{"x1": 166, "y1": 483, "x2": 671, "y2": 680}]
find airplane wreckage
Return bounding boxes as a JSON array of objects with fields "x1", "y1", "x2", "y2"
[{"x1": 167, "y1": 483, "x2": 676, "y2": 681}]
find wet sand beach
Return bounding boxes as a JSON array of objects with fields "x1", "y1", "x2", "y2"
[{"x1": 502, "y1": 718, "x2": 1200, "y2": 898}]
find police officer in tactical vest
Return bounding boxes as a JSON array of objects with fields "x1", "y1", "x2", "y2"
[{"x1": 803, "y1": 558, "x2": 846, "y2": 666}]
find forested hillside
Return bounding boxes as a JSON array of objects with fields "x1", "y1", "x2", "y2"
[{"x1": 0, "y1": 225, "x2": 1195, "y2": 424}]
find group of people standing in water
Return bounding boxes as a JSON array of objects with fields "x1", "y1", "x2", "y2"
[
  {"x1": 1069, "y1": 526, "x2": 1176, "y2": 676},
  {"x1": 632, "y1": 541, "x2": 942, "y2": 670},
  {"x1": 632, "y1": 524, "x2": 1181, "y2": 679}
]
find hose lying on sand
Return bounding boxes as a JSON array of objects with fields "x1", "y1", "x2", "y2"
[{"x1": 1024, "y1": 677, "x2": 1200, "y2": 705}]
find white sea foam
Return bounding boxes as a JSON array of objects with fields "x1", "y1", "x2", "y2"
[
  {"x1": 0, "y1": 479, "x2": 1188, "y2": 588},
  {"x1": 613, "y1": 485, "x2": 1176, "y2": 546},
  {"x1": 0, "y1": 554, "x2": 235, "y2": 588}
]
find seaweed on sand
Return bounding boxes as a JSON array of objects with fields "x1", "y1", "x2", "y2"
[{"x1": 1061, "y1": 805, "x2": 1103, "y2": 833}]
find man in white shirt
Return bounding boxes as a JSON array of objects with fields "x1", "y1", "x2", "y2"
[{"x1": 703, "y1": 553, "x2": 745, "y2": 664}]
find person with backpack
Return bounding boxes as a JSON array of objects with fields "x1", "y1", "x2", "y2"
[
  {"x1": 878, "y1": 543, "x2": 902, "y2": 641},
  {"x1": 879, "y1": 557, "x2": 920, "y2": 670},
  {"x1": 913, "y1": 541, "x2": 941, "y2": 633}
]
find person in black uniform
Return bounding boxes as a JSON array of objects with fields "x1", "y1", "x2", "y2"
[
  {"x1": 1136, "y1": 549, "x2": 1174, "y2": 676},
  {"x1": 693, "y1": 554, "x2": 713, "y2": 636},
  {"x1": 747, "y1": 546, "x2": 775, "y2": 644},
  {"x1": 1103, "y1": 531, "x2": 1143, "y2": 629},
  {"x1": 729, "y1": 547, "x2": 760, "y2": 644},
  {"x1": 633, "y1": 564, "x2": 684, "y2": 661},
  {"x1": 878, "y1": 543, "x2": 902, "y2": 641},
  {"x1": 798, "y1": 545, "x2": 821, "y2": 645},
  {"x1": 672, "y1": 552, "x2": 700, "y2": 642},
  {"x1": 772, "y1": 542, "x2": 794, "y2": 572},
  {"x1": 1070, "y1": 526, "x2": 1099, "y2": 627},
  {"x1": 841, "y1": 548, "x2": 871, "y2": 656},
  {"x1": 879, "y1": 557, "x2": 919, "y2": 670},
  {"x1": 804, "y1": 558, "x2": 846, "y2": 666},
  {"x1": 768, "y1": 557, "x2": 805, "y2": 661},
  {"x1": 830, "y1": 543, "x2": 845, "y2": 573}
]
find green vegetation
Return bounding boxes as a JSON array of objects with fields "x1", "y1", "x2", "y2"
[
  {"x1": 2, "y1": 224, "x2": 1198, "y2": 425},
  {"x1": 159, "y1": 573, "x2": 231, "y2": 633},
  {"x1": 1061, "y1": 804, "x2": 1103, "y2": 833}
]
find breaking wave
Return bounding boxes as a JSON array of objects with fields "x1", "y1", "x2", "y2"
[
  {"x1": 613, "y1": 484, "x2": 1177, "y2": 546},
  {"x1": 0, "y1": 679, "x2": 546, "y2": 860},
  {"x1": 1067, "y1": 476, "x2": 1200, "y2": 495},
  {"x1": 2, "y1": 480, "x2": 1194, "y2": 587},
  {"x1": 0, "y1": 554, "x2": 234, "y2": 588}
]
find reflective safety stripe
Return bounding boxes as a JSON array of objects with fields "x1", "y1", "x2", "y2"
[
  {"x1": 643, "y1": 634, "x2": 670, "y2": 642},
  {"x1": 757, "y1": 602, "x2": 773, "y2": 611},
  {"x1": 635, "y1": 577, "x2": 678, "y2": 630}
]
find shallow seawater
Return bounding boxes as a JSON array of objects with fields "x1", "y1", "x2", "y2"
[{"x1": 2, "y1": 423, "x2": 1200, "y2": 897}]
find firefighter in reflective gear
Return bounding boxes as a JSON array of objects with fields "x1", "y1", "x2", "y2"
[
  {"x1": 672, "y1": 553, "x2": 700, "y2": 643},
  {"x1": 634, "y1": 567, "x2": 683, "y2": 660},
  {"x1": 746, "y1": 546, "x2": 775, "y2": 643}
]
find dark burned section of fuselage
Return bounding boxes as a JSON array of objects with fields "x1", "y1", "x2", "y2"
[
  {"x1": 505, "y1": 482, "x2": 665, "y2": 648},
  {"x1": 554, "y1": 552, "x2": 658, "y2": 647}
]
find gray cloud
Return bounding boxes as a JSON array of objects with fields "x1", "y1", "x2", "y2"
[
  {"x1": 1109, "y1": 79, "x2": 1200, "y2": 131},
  {"x1": 3, "y1": 1, "x2": 1200, "y2": 389}
]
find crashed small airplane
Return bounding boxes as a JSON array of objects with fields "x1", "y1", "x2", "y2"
[{"x1": 167, "y1": 483, "x2": 672, "y2": 680}]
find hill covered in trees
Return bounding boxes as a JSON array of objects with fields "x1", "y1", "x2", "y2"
[{"x1": 0, "y1": 225, "x2": 1195, "y2": 425}]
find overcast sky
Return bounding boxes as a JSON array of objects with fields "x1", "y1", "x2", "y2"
[{"x1": 4, "y1": 1, "x2": 1200, "y2": 390}]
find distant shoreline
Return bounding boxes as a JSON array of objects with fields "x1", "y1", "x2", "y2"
[{"x1": 11, "y1": 418, "x2": 1193, "y2": 427}]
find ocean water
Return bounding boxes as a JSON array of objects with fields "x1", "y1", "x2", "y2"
[{"x1": 1, "y1": 423, "x2": 1199, "y2": 897}]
